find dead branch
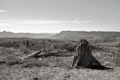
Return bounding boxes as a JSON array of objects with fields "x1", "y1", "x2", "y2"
[{"x1": 21, "y1": 50, "x2": 44, "y2": 59}]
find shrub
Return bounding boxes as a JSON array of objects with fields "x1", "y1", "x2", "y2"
[{"x1": 19, "y1": 45, "x2": 30, "y2": 54}]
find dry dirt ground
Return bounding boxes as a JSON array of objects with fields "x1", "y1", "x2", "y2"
[
  {"x1": 0, "y1": 47, "x2": 120, "y2": 80},
  {"x1": 0, "y1": 63, "x2": 120, "y2": 80}
]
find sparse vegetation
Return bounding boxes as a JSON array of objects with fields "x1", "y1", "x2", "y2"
[{"x1": 0, "y1": 38, "x2": 120, "y2": 80}]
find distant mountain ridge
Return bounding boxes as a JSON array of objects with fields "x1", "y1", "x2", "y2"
[
  {"x1": 1, "y1": 31, "x2": 120, "y2": 42},
  {"x1": 0, "y1": 31, "x2": 55, "y2": 38},
  {"x1": 51, "y1": 31, "x2": 120, "y2": 41}
]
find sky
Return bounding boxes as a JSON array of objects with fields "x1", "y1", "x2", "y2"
[{"x1": 0, "y1": 0, "x2": 120, "y2": 33}]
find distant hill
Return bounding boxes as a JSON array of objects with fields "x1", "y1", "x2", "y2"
[
  {"x1": 0, "y1": 31, "x2": 55, "y2": 38},
  {"x1": 51, "y1": 31, "x2": 120, "y2": 42},
  {"x1": 1, "y1": 31, "x2": 120, "y2": 43}
]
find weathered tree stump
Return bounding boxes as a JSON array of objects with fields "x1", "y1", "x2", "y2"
[
  {"x1": 116, "y1": 52, "x2": 120, "y2": 66},
  {"x1": 72, "y1": 39, "x2": 112, "y2": 69}
]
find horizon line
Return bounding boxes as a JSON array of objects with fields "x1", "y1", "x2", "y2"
[{"x1": 1, "y1": 30, "x2": 120, "y2": 34}]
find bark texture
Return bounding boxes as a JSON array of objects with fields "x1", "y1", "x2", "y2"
[{"x1": 72, "y1": 39, "x2": 108, "y2": 69}]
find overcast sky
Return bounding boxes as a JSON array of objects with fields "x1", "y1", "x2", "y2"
[{"x1": 0, "y1": 0, "x2": 120, "y2": 33}]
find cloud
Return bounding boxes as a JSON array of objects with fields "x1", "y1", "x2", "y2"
[
  {"x1": 0, "y1": 19, "x2": 93, "y2": 33},
  {"x1": 20, "y1": 20, "x2": 92, "y2": 24},
  {"x1": 0, "y1": 9, "x2": 9, "y2": 12},
  {"x1": 0, "y1": 20, "x2": 93, "y2": 26},
  {"x1": 0, "y1": 23, "x2": 13, "y2": 26},
  {"x1": 81, "y1": 20, "x2": 93, "y2": 23}
]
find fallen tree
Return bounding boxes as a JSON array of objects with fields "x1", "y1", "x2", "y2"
[{"x1": 21, "y1": 50, "x2": 45, "y2": 59}]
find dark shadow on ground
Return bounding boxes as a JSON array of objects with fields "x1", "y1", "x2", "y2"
[
  {"x1": 88, "y1": 65, "x2": 113, "y2": 70},
  {"x1": 35, "y1": 52, "x2": 72, "y2": 58}
]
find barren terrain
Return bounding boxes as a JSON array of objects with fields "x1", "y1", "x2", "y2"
[{"x1": 0, "y1": 38, "x2": 120, "y2": 80}]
